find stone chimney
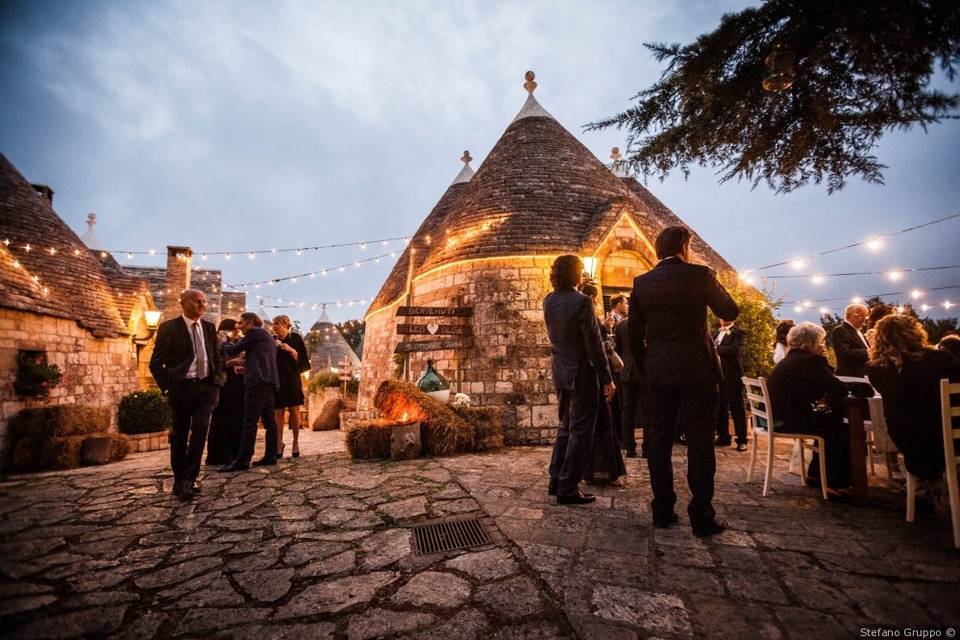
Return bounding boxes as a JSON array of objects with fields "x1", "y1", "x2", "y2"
[
  {"x1": 163, "y1": 246, "x2": 193, "y2": 320},
  {"x1": 31, "y1": 184, "x2": 54, "y2": 205}
]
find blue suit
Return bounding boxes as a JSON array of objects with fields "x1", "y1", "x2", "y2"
[
  {"x1": 222, "y1": 326, "x2": 280, "y2": 464},
  {"x1": 544, "y1": 288, "x2": 612, "y2": 496}
]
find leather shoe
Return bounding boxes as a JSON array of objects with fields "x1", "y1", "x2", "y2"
[
  {"x1": 653, "y1": 512, "x2": 680, "y2": 528},
  {"x1": 557, "y1": 491, "x2": 596, "y2": 505},
  {"x1": 173, "y1": 480, "x2": 194, "y2": 500},
  {"x1": 218, "y1": 461, "x2": 250, "y2": 472},
  {"x1": 190, "y1": 482, "x2": 202, "y2": 493},
  {"x1": 547, "y1": 478, "x2": 558, "y2": 496},
  {"x1": 252, "y1": 457, "x2": 276, "y2": 466},
  {"x1": 692, "y1": 518, "x2": 728, "y2": 538},
  {"x1": 714, "y1": 438, "x2": 732, "y2": 447},
  {"x1": 736, "y1": 443, "x2": 748, "y2": 452}
]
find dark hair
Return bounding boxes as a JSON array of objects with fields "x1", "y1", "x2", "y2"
[
  {"x1": 938, "y1": 335, "x2": 960, "y2": 359},
  {"x1": 867, "y1": 304, "x2": 894, "y2": 329},
  {"x1": 610, "y1": 294, "x2": 626, "y2": 307},
  {"x1": 655, "y1": 225, "x2": 692, "y2": 260},
  {"x1": 579, "y1": 281, "x2": 599, "y2": 299},
  {"x1": 217, "y1": 318, "x2": 237, "y2": 332},
  {"x1": 550, "y1": 255, "x2": 582, "y2": 290},
  {"x1": 239, "y1": 312, "x2": 263, "y2": 327},
  {"x1": 775, "y1": 319, "x2": 795, "y2": 346}
]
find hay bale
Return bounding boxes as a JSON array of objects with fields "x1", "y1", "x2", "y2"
[
  {"x1": 373, "y1": 380, "x2": 470, "y2": 456},
  {"x1": 107, "y1": 432, "x2": 131, "y2": 462},
  {"x1": 345, "y1": 419, "x2": 394, "y2": 459},
  {"x1": 313, "y1": 398, "x2": 345, "y2": 431},
  {"x1": 8, "y1": 405, "x2": 110, "y2": 440},
  {"x1": 10, "y1": 437, "x2": 50, "y2": 473},
  {"x1": 453, "y1": 406, "x2": 504, "y2": 452}
]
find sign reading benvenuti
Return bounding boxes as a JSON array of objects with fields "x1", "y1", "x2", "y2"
[{"x1": 395, "y1": 306, "x2": 474, "y2": 317}]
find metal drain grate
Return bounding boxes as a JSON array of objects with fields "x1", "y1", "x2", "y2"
[{"x1": 412, "y1": 517, "x2": 491, "y2": 555}]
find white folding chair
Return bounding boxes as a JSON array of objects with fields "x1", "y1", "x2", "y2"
[
  {"x1": 743, "y1": 376, "x2": 829, "y2": 500},
  {"x1": 906, "y1": 379, "x2": 960, "y2": 548}
]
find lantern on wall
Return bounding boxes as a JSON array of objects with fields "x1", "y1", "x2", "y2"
[
  {"x1": 144, "y1": 310, "x2": 161, "y2": 330},
  {"x1": 762, "y1": 42, "x2": 795, "y2": 92},
  {"x1": 582, "y1": 256, "x2": 599, "y2": 279}
]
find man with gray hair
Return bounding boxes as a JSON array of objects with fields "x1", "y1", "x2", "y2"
[
  {"x1": 767, "y1": 322, "x2": 851, "y2": 492},
  {"x1": 149, "y1": 289, "x2": 223, "y2": 499},
  {"x1": 832, "y1": 303, "x2": 869, "y2": 376}
]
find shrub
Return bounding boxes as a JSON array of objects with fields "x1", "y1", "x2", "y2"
[
  {"x1": 118, "y1": 389, "x2": 171, "y2": 435},
  {"x1": 13, "y1": 355, "x2": 62, "y2": 398},
  {"x1": 306, "y1": 370, "x2": 340, "y2": 394},
  {"x1": 714, "y1": 272, "x2": 780, "y2": 378}
]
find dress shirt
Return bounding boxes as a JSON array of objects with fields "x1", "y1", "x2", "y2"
[
  {"x1": 715, "y1": 325, "x2": 733, "y2": 346},
  {"x1": 182, "y1": 315, "x2": 208, "y2": 379}
]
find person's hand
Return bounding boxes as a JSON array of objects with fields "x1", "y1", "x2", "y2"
[
  {"x1": 603, "y1": 382, "x2": 616, "y2": 401},
  {"x1": 603, "y1": 315, "x2": 616, "y2": 331}
]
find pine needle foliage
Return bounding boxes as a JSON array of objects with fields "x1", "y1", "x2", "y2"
[{"x1": 587, "y1": 0, "x2": 960, "y2": 193}]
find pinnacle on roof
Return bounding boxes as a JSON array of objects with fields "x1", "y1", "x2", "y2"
[
  {"x1": 450, "y1": 150, "x2": 475, "y2": 186},
  {"x1": 80, "y1": 212, "x2": 103, "y2": 250},
  {"x1": 511, "y1": 70, "x2": 555, "y2": 123},
  {"x1": 609, "y1": 147, "x2": 629, "y2": 178}
]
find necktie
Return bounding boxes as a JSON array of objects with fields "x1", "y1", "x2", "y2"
[{"x1": 191, "y1": 322, "x2": 207, "y2": 379}]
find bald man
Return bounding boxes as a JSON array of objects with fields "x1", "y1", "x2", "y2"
[
  {"x1": 832, "y1": 304, "x2": 869, "y2": 377},
  {"x1": 149, "y1": 289, "x2": 223, "y2": 500}
]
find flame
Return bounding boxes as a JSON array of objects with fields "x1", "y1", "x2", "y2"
[{"x1": 400, "y1": 412, "x2": 408, "y2": 422}]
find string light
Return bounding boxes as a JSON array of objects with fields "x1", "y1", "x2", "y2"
[
  {"x1": 887, "y1": 270, "x2": 902, "y2": 281},
  {"x1": 811, "y1": 275, "x2": 824, "y2": 284},
  {"x1": 910, "y1": 289, "x2": 923, "y2": 299}
]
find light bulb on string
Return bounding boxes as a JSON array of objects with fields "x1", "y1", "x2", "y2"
[
  {"x1": 802, "y1": 300, "x2": 812, "y2": 308},
  {"x1": 945, "y1": 301, "x2": 953, "y2": 309},
  {"x1": 866, "y1": 238, "x2": 883, "y2": 251},
  {"x1": 791, "y1": 258, "x2": 805, "y2": 270},
  {"x1": 897, "y1": 305, "x2": 905, "y2": 313},
  {"x1": 225, "y1": 253, "x2": 231, "y2": 260},
  {"x1": 887, "y1": 270, "x2": 902, "y2": 281},
  {"x1": 921, "y1": 304, "x2": 930, "y2": 312},
  {"x1": 73, "y1": 249, "x2": 80, "y2": 256},
  {"x1": 811, "y1": 275, "x2": 824, "y2": 285},
  {"x1": 851, "y1": 296, "x2": 863, "y2": 304},
  {"x1": 793, "y1": 305, "x2": 803, "y2": 313},
  {"x1": 910, "y1": 289, "x2": 923, "y2": 299},
  {"x1": 296, "y1": 249, "x2": 303, "y2": 256},
  {"x1": 48, "y1": 247, "x2": 56, "y2": 255},
  {"x1": 248, "y1": 252, "x2": 255, "y2": 260},
  {"x1": 291, "y1": 277, "x2": 297, "y2": 283},
  {"x1": 127, "y1": 252, "x2": 134, "y2": 260},
  {"x1": 360, "y1": 243, "x2": 367, "y2": 250},
  {"x1": 24, "y1": 244, "x2": 31, "y2": 252},
  {"x1": 819, "y1": 307, "x2": 830, "y2": 315}
]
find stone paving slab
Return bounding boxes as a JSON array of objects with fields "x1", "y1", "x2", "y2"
[{"x1": 0, "y1": 429, "x2": 957, "y2": 639}]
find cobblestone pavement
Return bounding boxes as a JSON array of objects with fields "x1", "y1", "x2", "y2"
[{"x1": 0, "y1": 430, "x2": 958, "y2": 639}]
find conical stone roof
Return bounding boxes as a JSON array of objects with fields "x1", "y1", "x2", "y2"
[
  {"x1": 310, "y1": 309, "x2": 361, "y2": 372},
  {"x1": 0, "y1": 153, "x2": 128, "y2": 337}
]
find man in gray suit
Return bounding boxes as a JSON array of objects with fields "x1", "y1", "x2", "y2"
[{"x1": 544, "y1": 255, "x2": 616, "y2": 505}]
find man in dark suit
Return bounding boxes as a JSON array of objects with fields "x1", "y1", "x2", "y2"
[
  {"x1": 149, "y1": 289, "x2": 223, "y2": 500},
  {"x1": 544, "y1": 255, "x2": 615, "y2": 505},
  {"x1": 614, "y1": 311, "x2": 645, "y2": 458},
  {"x1": 629, "y1": 226, "x2": 738, "y2": 536},
  {"x1": 832, "y1": 303, "x2": 869, "y2": 376},
  {"x1": 219, "y1": 312, "x2": 281, "y2": 471},
  {"x1": 713, "y1": 319, "x2": 748, "y2": 450}
]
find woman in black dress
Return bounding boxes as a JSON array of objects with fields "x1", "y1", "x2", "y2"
[
  {"x1": 206, "y1": 319, "x2": 245, "y2": 465},
  {"x1": 579, "y1": 281, "x2": 627, "y2": 486},
  {"x1": 272, "y1": 315, "x2": 310, "y2": 458}
]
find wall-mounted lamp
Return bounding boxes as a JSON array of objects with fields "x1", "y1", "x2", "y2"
[
  {"x1": 582, "y1": 256, "x2": 599, "y2": 279},
  {"x1": 144, "y1": 310, "x2": 162, "y2": 330}
]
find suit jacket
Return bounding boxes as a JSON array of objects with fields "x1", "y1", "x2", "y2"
[
  {"x1": 868, "y1": 349, "x2": 960, "y2": 478},
  {"x1": 714, "y1": 326, "x2": 747, "y2": 382},
  {"x1": 628, "y1": 258, "x2": 738, "y2": 386},
  {"x1": 149, "y1": 316, "x2": 224, "y2": 393},
  {"x1": 543, "y1": 288, "x2": 612, "y2": 391},
  {"x1": 767, "y1": 349, "x2": 847, "y2": 427},
  {"x1": 222, "y1": 327, "x2": 280, "y2": 389},
  {"x1": 614, "y1": 317, "x2": 643, "y2": 384},
  {"x1": 832, "y1": 322, "x2": 868, "y2": 377}
]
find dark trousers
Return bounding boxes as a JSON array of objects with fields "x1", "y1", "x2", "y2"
[
  {"x1": 549, "y1": 366, "x2": 599, "y2": 496},
  {"x1": 619, "y1": 380, "x2": 644, "y2": 454},
  {"x1": 716, "y1": 378, "x2": 748, "y2": 444},
  {"x1": 168, "y1": 380, "x2": 219, "y2": 484},
  {"x1": 647, "y1": 383, "x2": 719, "y2": 525},
  {"x1": 780, "y1": 413, "x2": 852, "y2": 489},
  {"x1": 236, "y1": 383, "x2": 279, "y2": 464}
]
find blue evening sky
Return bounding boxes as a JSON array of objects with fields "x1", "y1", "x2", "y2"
[{"x1": 2, "y1": 0, "x2": 958, "y2": 328}]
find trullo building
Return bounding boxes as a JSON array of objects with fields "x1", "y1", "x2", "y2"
[{"x1": 359, "y1": 73, "x2": 732, "y2": 445}]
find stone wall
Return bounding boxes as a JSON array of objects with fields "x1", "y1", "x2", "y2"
[{"x1": 0, "y1": 308, "x2": 139, "y2": 466}]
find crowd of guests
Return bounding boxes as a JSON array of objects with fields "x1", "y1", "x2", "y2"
[
  {"x1": 544, "y1": 225, "x2": 959, "y2": 534},
  {"x1": 149, "y1": 289, "x2": 310, "y2": 499}
]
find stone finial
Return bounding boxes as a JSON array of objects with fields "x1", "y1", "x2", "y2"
[
  {"x1": 461, "y1": 150, "x2": 472, "y2": 164},
  {"x1": 86, "y1": 212, "x2": 97, "y2": 230},
  {"x1": 524, "y1": 70, "x2": 537, "y2": 94},
  {"x1": 610, "y1": 147, "x2": 621, "y2": 161}
]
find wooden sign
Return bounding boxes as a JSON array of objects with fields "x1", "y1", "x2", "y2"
[
  {"x1": 396, "y1": 323, "x2": 472, "y2": 336},
  {"x1": 396, "y1": 306, "x2": 473, "y2": 318},
  {"x1": 394, "y1": 337, "x2": 473, "y2": 353}
]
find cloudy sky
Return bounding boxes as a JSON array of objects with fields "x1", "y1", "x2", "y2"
[{"x1": 2, "y1": 0, "x2": 958, "y2": 328}]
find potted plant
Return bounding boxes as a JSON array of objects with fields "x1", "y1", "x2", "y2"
[{"x1": 14, "y1": 352, "x2": 62, "y2": 399}]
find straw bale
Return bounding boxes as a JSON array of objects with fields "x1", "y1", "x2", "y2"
[
  {"x1": 313, "y1": 398, "x2": 345, "y2": 431},
  {"x1": 10, "y1": 435, "x2": 85, "y2": 472},
  {"x1": 9, "y1": 405, "x2": 110, "y2": 440},
  {"x1": 345, "y1": 419, "x2": 394, "y2": 459},
  {"x1": 81, "y1": 433, "x2": 130, "y2": 465},
  {"x1": 453, "y1": 406, "x2": 503, "y2": 452},
  {"x1": 373, "y1": 380, "x2": 470, "y2": 456}
]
